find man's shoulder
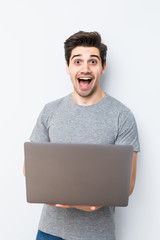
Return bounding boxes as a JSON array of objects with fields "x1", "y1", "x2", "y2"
[
  {"x1": 44, "y1": 94, "x2": 71, "y2": 111},
  {"x1": 105, "y1": 94, "x2": 131, "y2": 113},
  {"x1": 39, "y1": 94, "x2": 71, "y2": 124}
]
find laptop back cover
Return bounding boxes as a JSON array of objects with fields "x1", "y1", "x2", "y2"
[{"x1": 24, "y1": 142, "x2": 133, "y2": 206}]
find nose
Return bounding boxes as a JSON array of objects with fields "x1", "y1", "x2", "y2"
[{"x1": 80, "y1": 62, "x2": 91, "y2": 74}]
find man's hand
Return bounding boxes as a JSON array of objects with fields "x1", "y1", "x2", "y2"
[{"x1": 46, "y1": 204, "x2": 102, "y2": 212}]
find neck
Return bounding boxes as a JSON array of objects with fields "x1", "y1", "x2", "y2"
[{"x1": 72, "y1": 89, "x2": 106, "y2": 106}]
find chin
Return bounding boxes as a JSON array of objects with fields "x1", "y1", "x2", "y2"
[{"x1": 76, "y1": 87, "x2": 97, "y2": 98}]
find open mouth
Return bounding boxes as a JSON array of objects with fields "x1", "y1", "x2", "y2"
[{"x1": 77, "y1": 77, "x2": 93, "y2": 90}]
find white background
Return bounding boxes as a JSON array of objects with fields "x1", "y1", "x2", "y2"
[{"x1": 0, "y1": 0, "x2": 160, "y2": 239}]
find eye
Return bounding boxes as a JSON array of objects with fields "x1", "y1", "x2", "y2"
[
  {"x1": 74, "y1": 60, "x2": 81, "y2": 64},
  {"x1": 90, "y1": 59, "x2": 97, "y2": 64}
]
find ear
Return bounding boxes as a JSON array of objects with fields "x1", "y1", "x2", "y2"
[
  {"x1": 101, "y1": 62, "x2": 106, "y2": 74},
  {"x1": 66, "y1": 61, "x2": 70, "y2": 75}
]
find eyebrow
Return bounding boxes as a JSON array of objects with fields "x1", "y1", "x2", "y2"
[
  {"x1": 90, "y1": 55, "x2": 100, "y2": 60},
  {"x1": 71, "y1": 54, "x2": 100, "y2": 61}
]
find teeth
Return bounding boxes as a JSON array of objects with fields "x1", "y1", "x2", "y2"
[{"x1": 78, "y1": 78, "x2": 92, "y2": 80}]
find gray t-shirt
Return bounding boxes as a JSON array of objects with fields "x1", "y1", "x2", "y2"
[{"x1": 30, "y1": 93, "x2": 140, "y2": 240}]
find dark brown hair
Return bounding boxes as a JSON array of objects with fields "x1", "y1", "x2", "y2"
[{"x1": 64, "y1": 31, "x2": 107, "y2": 67}]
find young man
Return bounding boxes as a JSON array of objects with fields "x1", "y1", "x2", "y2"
[{"x1": 24, "y1": 31, "x2": 140, "y2": 240}]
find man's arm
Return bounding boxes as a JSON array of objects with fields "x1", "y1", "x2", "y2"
[{"x1": 129, "y1": 151, "x2": 137, "y2": 195}]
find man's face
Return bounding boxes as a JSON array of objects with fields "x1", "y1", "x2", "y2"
[{"x1": 66, "y1": 46, "x2": 106, "y2": 98}]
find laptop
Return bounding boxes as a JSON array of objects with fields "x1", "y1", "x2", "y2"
[{"x1": 24, "y1": 142, "x2": 133, "y2": 206}]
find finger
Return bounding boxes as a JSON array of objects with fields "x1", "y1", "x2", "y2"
[
  {"x1": 56, "y1": 204, "x2": 73, "y2": 208},
  {"x1": 46, "y1": 204, "x2": 56, "y2": 206},
  {"x1": 90, "y1": 206, "x2": 96, "y2": 210},
  {"x1": 73, "y1": 205, "x2": 95, "y2": 211}
]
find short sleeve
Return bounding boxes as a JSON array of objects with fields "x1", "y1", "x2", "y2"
[
  {"x1": 29, "y1": 106, "x2": 50, "y2": 142},
  {"x1": 115, "y1": 110, "x2": 140, "y2": 152}
]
